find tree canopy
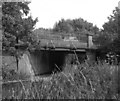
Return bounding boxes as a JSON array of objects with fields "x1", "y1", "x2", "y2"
[
  {"x1": 2, "y1": 2, "x2": 38, "y2": 70},
  {"x1": 94, "y1": 7, "x2": 120, "y2": 53},
  {"x1": 53, "y1": 18, "x2": 99, "y2": 35},
  {"x1": 2, "y1": 2, "x2": 38, "y2": 53}
]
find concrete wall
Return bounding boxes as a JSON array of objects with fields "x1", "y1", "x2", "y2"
[
  {"x1": 18, "y1": 51, "x2": 34, "y2": 77},
  {"x1": 86, "y1": 50, "x2": 96, "y2": 63},
  {"x1": 87, "y1": 35, "x2": 94, "y2": 48},
  {"x1": 18, "y1": 51, "x2": 51, "y2": 76},
  {"x1": 18, "y1": 50, "x2": 96, "y2": 76},
  {"x1": 30, "y1": 50, "x2": 51, "y2": 75},
  {"x1": 88, "y1": 35, "x2": 93, "y2": 48},
  {"x1": 30, "y1": 51, "x2": 66, "y2": 75},
  {"x1": 18, "y1": 50, "x2": 67, "y2": 75}
]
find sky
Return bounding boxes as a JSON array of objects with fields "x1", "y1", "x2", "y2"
[{"x1": 29, "y1": 0, "x2": 119, "y2": 29}]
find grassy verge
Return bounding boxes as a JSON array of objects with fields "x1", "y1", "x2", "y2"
[{"x1": 2, "y1": 60, "x2": 120, "y2": 100}]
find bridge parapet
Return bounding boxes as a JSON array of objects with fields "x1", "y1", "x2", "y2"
[
  {"x1": 15, "y1": 32, "x2": 97, "y2": 51},
  {"x1": 38, "y1": 32, "x2": 97, "y2": 51}
]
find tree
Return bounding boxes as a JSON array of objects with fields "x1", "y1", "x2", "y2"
[
  {"x1": 2, "y1": 2, "x2": 38, "y2": 70},
  {"x1": 53, "y1": 18, "x2": 100, "y2": 43},
  {"x1": 94, "y1": 7, "x2": 120, "y2": 53},
  {"x1": 53, "y1": 19, "x2": 74, "y2": 33},
  {"x1": 93, "y1": 7, "x2": 120, "y2": 63},
  {"x1": 53, "y1": 18, "x2": 99, "y2": 36},
  {"x1": 103, "y1": 7, "x2": 120, "y2": 52}
]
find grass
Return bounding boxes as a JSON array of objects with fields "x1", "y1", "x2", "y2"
[{"x1": 2, "y1": 57, "x2": 120, "y2": 100}]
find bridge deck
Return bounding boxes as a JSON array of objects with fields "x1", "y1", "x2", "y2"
[
  {"x1": 17, "y1": 32, "x2": 97, "y2": 51},
  {"x1": 39, "y1": 39, "x2": 97, "y2": 51}
]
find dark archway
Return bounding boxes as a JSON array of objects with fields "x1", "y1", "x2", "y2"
[{"x1": 49, "y1": 51, "x2": 66, "y2": 73}]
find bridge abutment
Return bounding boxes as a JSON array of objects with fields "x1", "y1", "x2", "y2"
[
  {"x1": 18, "y1": 49, "x2": 96, "y2": 76},
  {"x1": 86, "y1": 50, "x2": 96, "y2": 63},
  {"x1": 18, "y1": 50, "x2": 67, "y2": 76}
]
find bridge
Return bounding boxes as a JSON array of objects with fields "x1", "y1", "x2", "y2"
[{"x1": 18, "y1": 32, "x2": 98, "y2": 76}]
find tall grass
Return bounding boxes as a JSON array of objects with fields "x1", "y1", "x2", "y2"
[{"x1": 2, "y1": 60, "x2": 119, "y2": 100}]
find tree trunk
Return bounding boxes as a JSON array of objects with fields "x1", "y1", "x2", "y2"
[
  {"x1": 16, "y1": 37, "x2": 19, "y2": 71},
  {"x1": 16, "y1": 55, "x2": 19, "y2": 71}
]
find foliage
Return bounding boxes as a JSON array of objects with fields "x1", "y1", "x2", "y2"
[
  {"x1": 53, "y1": 18, "x2": 99, "y2": 34},
  {"x1": 103, "y1": 7, "x2": 119, "y2": 35},
  {"x1": 2, "y1": 2, "x2": 38, "y2": 54},
  {"x1": 93, "y1": 7, "x2": 120, "y2": 63},
  {"x1": 2, "y1": 60, "x2": 119, "y2": 99},
  {"x1": 2, "y1": 2, "x2": 120, "y2": 100},
  {"x1": 94, "y1": 7, "x2": 120, "y2": 53},
  {"x1": 2, "y1": 2, "x2": 38, "y2": 70}
]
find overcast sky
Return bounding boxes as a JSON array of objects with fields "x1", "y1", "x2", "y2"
[{"x1": 29, "y1": 0, "x2": 119, "y2": 29}]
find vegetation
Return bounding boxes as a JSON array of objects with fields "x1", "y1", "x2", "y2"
[
  {"x1": 52, "y1": 18, "x2": 100, "y2": 43},
  {"x1": 2, "y1": 2, "x2": 38, "y2": 69},
  {"x1": 93, "y1": 7, "x2": 120, "y2": 61},
  {"x1": 2, "y1": 59, "x2": 119, "y2": 99},
  {"x1": 53, "y1": 18, "x2": 99, "y2": 34},
  {"x1": 2, "y1": 1, "x2": 120, "y2": 100}
]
